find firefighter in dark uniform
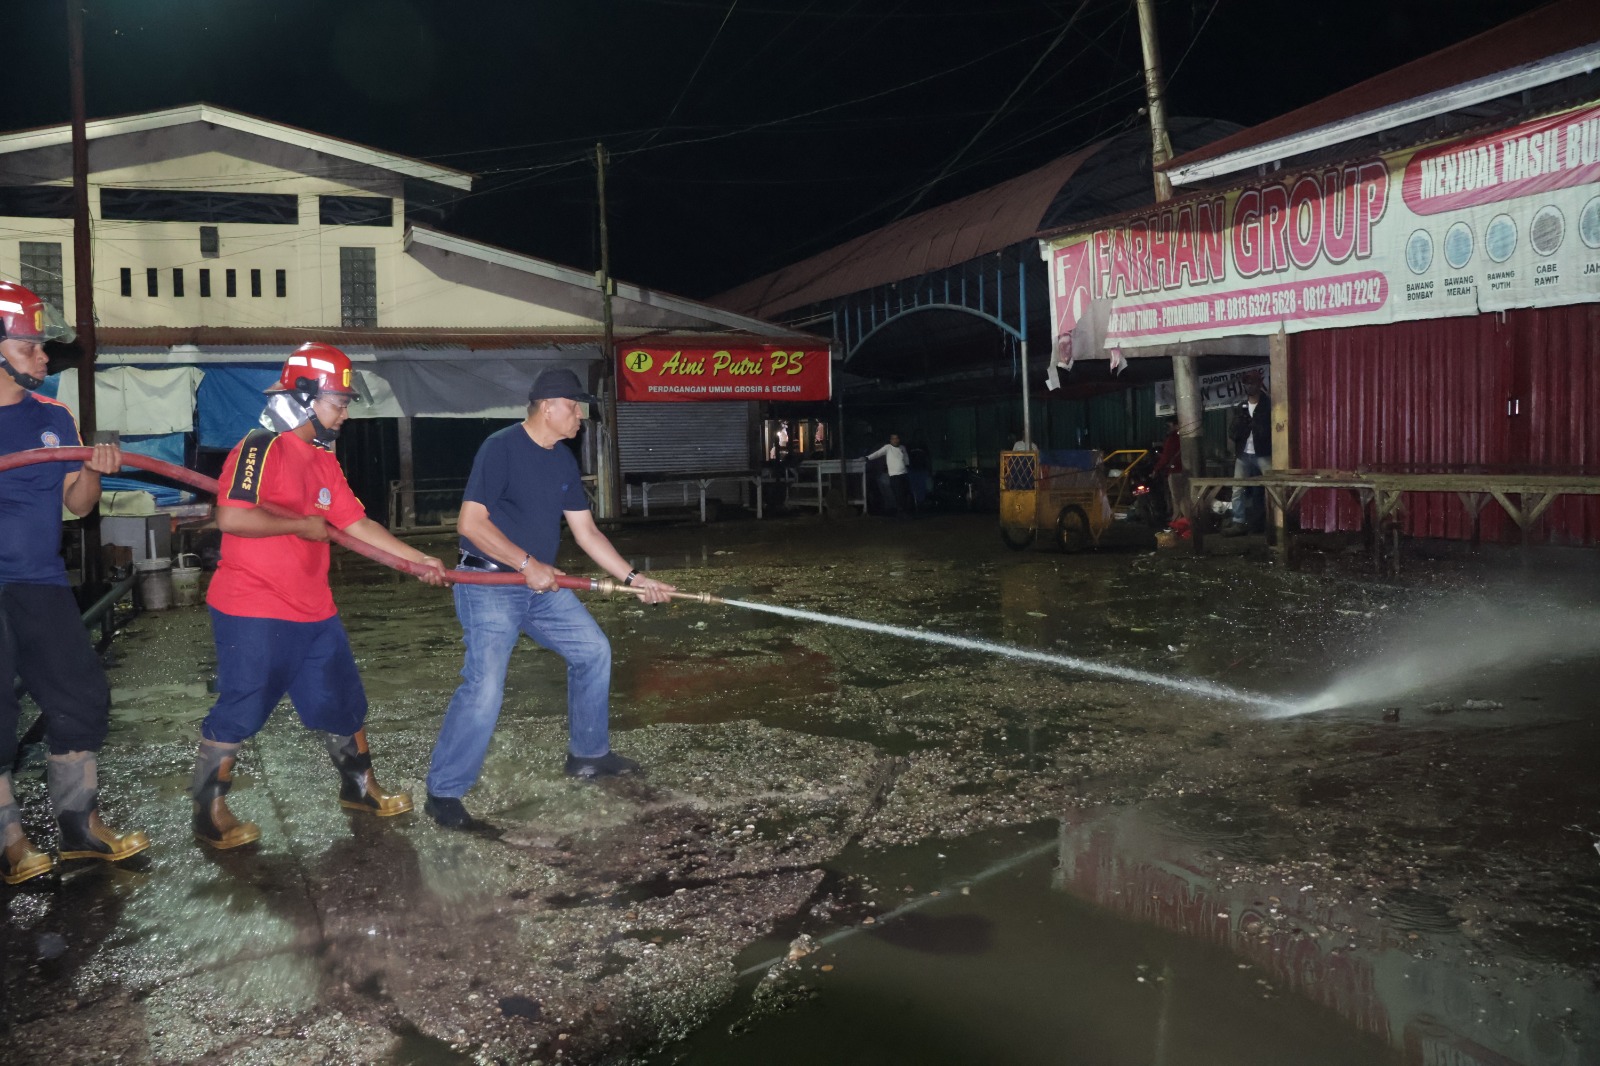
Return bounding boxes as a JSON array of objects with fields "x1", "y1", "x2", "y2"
[{"x1": 0, "y1": 280, "x2": 149, "y2": 885}]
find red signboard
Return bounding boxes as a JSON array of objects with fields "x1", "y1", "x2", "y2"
[
  {"x1": 617, "y1": 345, "x2": 831, "y2": 402},
  {"x1": 1401, "y1": 101, "x2": 1600, "y2": 215}
]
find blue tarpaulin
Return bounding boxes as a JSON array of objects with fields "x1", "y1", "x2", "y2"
[
  {"x1": 196, "y1": 366, "x2": 278, "y2": 449},
  {"x1": 105, "y1": 434, "x2": 192, "y2": 505},
  {"x1": 35, "y1": 377, "x2": 194, "y2": 504}
]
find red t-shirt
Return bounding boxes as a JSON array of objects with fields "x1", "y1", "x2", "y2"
[{"x1": 207, "y1": 429, "x2": 366, "y2": 622}]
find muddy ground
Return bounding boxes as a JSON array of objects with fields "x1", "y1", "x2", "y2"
[{"x1": 2, "y1": 511, "x2": 1597, "y2": 1065}]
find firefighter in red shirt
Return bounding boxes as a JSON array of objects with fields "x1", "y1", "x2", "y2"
[{"x1": 191, "y1": 343, "x2": 446, "y2": 849}]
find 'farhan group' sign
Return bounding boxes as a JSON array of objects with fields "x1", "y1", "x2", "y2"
[
  {"x1": 1043, "y1": 99, "x2": 1600, "y2": 358},
  {"x1": 618, "y1": 345, "x2": 831, "y2": 402}
]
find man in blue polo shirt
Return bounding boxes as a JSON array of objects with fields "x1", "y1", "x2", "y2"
[
  {"x1": 424, "y1": 367, "x2": 675, "y2": 829},
  {"x1": 0, "y1": 280, "x2": 149, "y2": 885}
]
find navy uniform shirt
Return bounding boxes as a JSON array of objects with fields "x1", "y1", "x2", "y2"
[{"x1": 0, "y1": 393, "x2": 83, "y2": 586}]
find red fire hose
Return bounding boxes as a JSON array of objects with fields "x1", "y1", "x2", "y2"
[{"x1": 0, "y1": 446, "x2": 667, "y2": 598}]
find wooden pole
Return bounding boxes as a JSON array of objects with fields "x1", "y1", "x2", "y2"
[
  {"x1": 1133, "y1": 0, "x2": 1175, "y2": 203},
  {"x1": 68, "y1": 0, "x2": 103, "y2": 583},
  {"x1": 68, "y1": 1, "x2": 96, "y2": 437},
  {"x1": 1269, "y1": 328, "x2": 1293, "y2": 566},
  {"x1": 397, "y1": 415, "x2": 416, "y2": 529},
  {"x1": 595, "y1": 142, "x2": 621, "y2": 521},
  {"x1": 1134, "y1": 0, "x2": 1203, "y2": 549}
]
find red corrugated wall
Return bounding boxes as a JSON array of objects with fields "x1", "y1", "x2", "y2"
[{"x1": 1293, "y1": 303, "x2": 1600, "y2": 545}]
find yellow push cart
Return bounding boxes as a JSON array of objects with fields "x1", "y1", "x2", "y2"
[{"x1": 999, "y1": 448, "x2": 1157, "y2": 552}]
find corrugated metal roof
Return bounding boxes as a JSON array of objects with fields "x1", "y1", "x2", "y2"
[
  {"x1": 1167, "y1": 0, "x2": 1600, "y2": 174},
  {"x1": 714, "y1": 121, "x2": 1239, "y2": 323},
  {"x1": 715, "y1": 142, "x2": 1105, "y2": 319},
  {"x1": 91, "y1": 326, "x2": 820, "y2": 352},
  {"x1": 0, "y1": 103, "x2": 474, "y2": 191}
]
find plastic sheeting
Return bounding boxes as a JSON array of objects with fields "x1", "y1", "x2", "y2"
[
  {"x1": 49, "y1": 366, "x2": 202, "y2": 435},
  {"x1": 106, "y1": 433, "x2": 193, "y2": 505},
  {"x1": 191, "y1": 355, "x2": 596, "y2": 449},
  {"x1": 195, "y1": 365, "x2": 279, "y2": 449},
  {"x1": 363, "y1": 356, "x2": 596, "y2": 419}
]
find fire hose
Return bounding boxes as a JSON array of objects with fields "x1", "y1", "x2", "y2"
[{"x1": 0, "y1": 447, "x2": 718, "y2": 604}]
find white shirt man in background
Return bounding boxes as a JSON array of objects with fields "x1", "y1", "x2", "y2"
[{"x1": 865, "y1": 432, "x2": 913, "y2": 517}]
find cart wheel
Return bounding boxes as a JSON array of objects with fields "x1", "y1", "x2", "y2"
[
  {"x1": 1000, "y1": 523, "x2": 1036, "y2": 550},
  {"x1": 1131, "y1": 496, "x2": 1159, "y2": 528},
  {"x1": 1056, "y1": 505, "x2": 1091, "y2": 553}
]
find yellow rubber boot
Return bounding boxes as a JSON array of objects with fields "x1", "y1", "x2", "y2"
[
  {"x1": 57, "y1": 808, "x2": 152, "y2": 863},
  {"x1": 48, "y1": 752, "x2": 151, "y2": 863},
  {"x1": 192, "y1": 746, "x2": 260, "y2": 850},
  {"x1": 326, "y1": 730, "x2": 413, "y2": 816}
]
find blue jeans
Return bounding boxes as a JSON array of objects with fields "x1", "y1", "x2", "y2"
[
  {"x1": 1231, "y1": 453, "x2": 1273, "y2": 527},
  {"x1": 426, "y1": 580, "x2": 612, "y2": 798}
]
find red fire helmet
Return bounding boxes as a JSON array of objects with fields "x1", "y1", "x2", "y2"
[
  {"x1": 267, "y1": 342, "x2": 359, "y2": 398},
  {"x1": 0, "y1": 280, "x2": 72, "y2": 344}
]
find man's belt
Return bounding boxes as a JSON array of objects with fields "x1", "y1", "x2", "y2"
[{"x1": 458, "y1": 551, "x2": 515, "y2": 572}]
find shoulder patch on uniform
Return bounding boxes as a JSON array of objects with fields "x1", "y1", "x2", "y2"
[
  {"x1": 31, "y1": 394, "x2": 81, "y2": 444},
  {"x1": 226, "y1": 430, "x2": 278, "y2": 503}
]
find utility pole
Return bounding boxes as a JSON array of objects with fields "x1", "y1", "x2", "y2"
[
  {"x1": 594, "y1": 142, "x2": 621, "y2": 520},
  {"x1": 1134, "y1": 0, "x2": 1175, "y2": 204},
  {"x1": 68, "y1": 1, "x2": 97, "y2": 439},
  {"x1": 1134, "y1": 0, "x2": 1203, "y2": 529},
  {"x1": 68, "y1": 0, "x2": 104, "y2": 583}
]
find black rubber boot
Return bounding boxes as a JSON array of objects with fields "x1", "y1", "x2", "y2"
[
  {"x1": 192, "y1": 749, "x2": 260, "y2": 850},
  {"x1": 57, "y1": 803, "x2": 152, "y2": 863},
  {"x1": 49, "y1": 753, "x2": 151, "y2": 863},
  {"x1": 0, "y1": 781, "x2": 53, "y2": 884},
  {"x1": 324, "y1": 731, "x2": 413, "y2": 816}
]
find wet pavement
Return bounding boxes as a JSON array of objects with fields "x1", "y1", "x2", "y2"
[{"x1": 3, "y1": 512, "x2": 1598, "y2": 1065}]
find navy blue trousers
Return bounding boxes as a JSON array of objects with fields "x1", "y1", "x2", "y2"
[{"x1": 0, "y1": 582, "x2": 110, "y2": 766}]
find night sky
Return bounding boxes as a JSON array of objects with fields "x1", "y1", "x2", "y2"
[{"x1": 5, "y1": 0, "x2": 1555, "y2": 301}]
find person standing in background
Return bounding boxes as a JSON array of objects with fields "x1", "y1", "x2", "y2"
[{"x1": 865, "y1": 432, "x2": 913, "y2": 517}]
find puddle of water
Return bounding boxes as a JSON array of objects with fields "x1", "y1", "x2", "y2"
[
  {"x1": 1375, "y1": 887, "x2": 1460, "y2": 934},
  {"x1": 612, "y1": 640, "x2": 836, "y2": 724},
  {"x1": 648, "y1": 824, "x2": 1399, "y2": 1066},
  {"x1": 387, "y1": 1024, "x2": 474, "y2": 1066}
]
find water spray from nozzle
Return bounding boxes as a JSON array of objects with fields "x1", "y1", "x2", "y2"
[{"x1": 717, "y1": 597, "x2": 1290, "y2": 712}]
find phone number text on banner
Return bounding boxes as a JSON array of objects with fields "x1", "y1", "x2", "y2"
[{"x1": 618, "y1": 346, "x2": 832, "y2": 402}]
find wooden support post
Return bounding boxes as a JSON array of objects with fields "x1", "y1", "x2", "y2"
[
  {"x1": 1268, "y1": 329, "x2": 1292, "y2": 568},
  {"x1": 1175, "y1": 356, "x2": 1204, "y2": 554},
  {"x1": 68, "y1": 1, "x2": 103, "y2": 585},
  {"x1": 396, "y1": 415, "x2": 416, "y2": 530}
]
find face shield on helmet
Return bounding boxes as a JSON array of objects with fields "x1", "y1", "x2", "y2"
[
  {"x1": 0, "y1": 281, "x2": 76, "y2": 391},
  {"x1": 259, "y1": 342, "x2": 368, "y2": 447}
]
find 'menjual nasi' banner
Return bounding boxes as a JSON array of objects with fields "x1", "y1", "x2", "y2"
[
  {"x1": 1043, "y1": 99, "x2": 1600, "y2": 361},
  {"x1": 618, "y1": 345, "x2": 831, "y2": 402}
]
